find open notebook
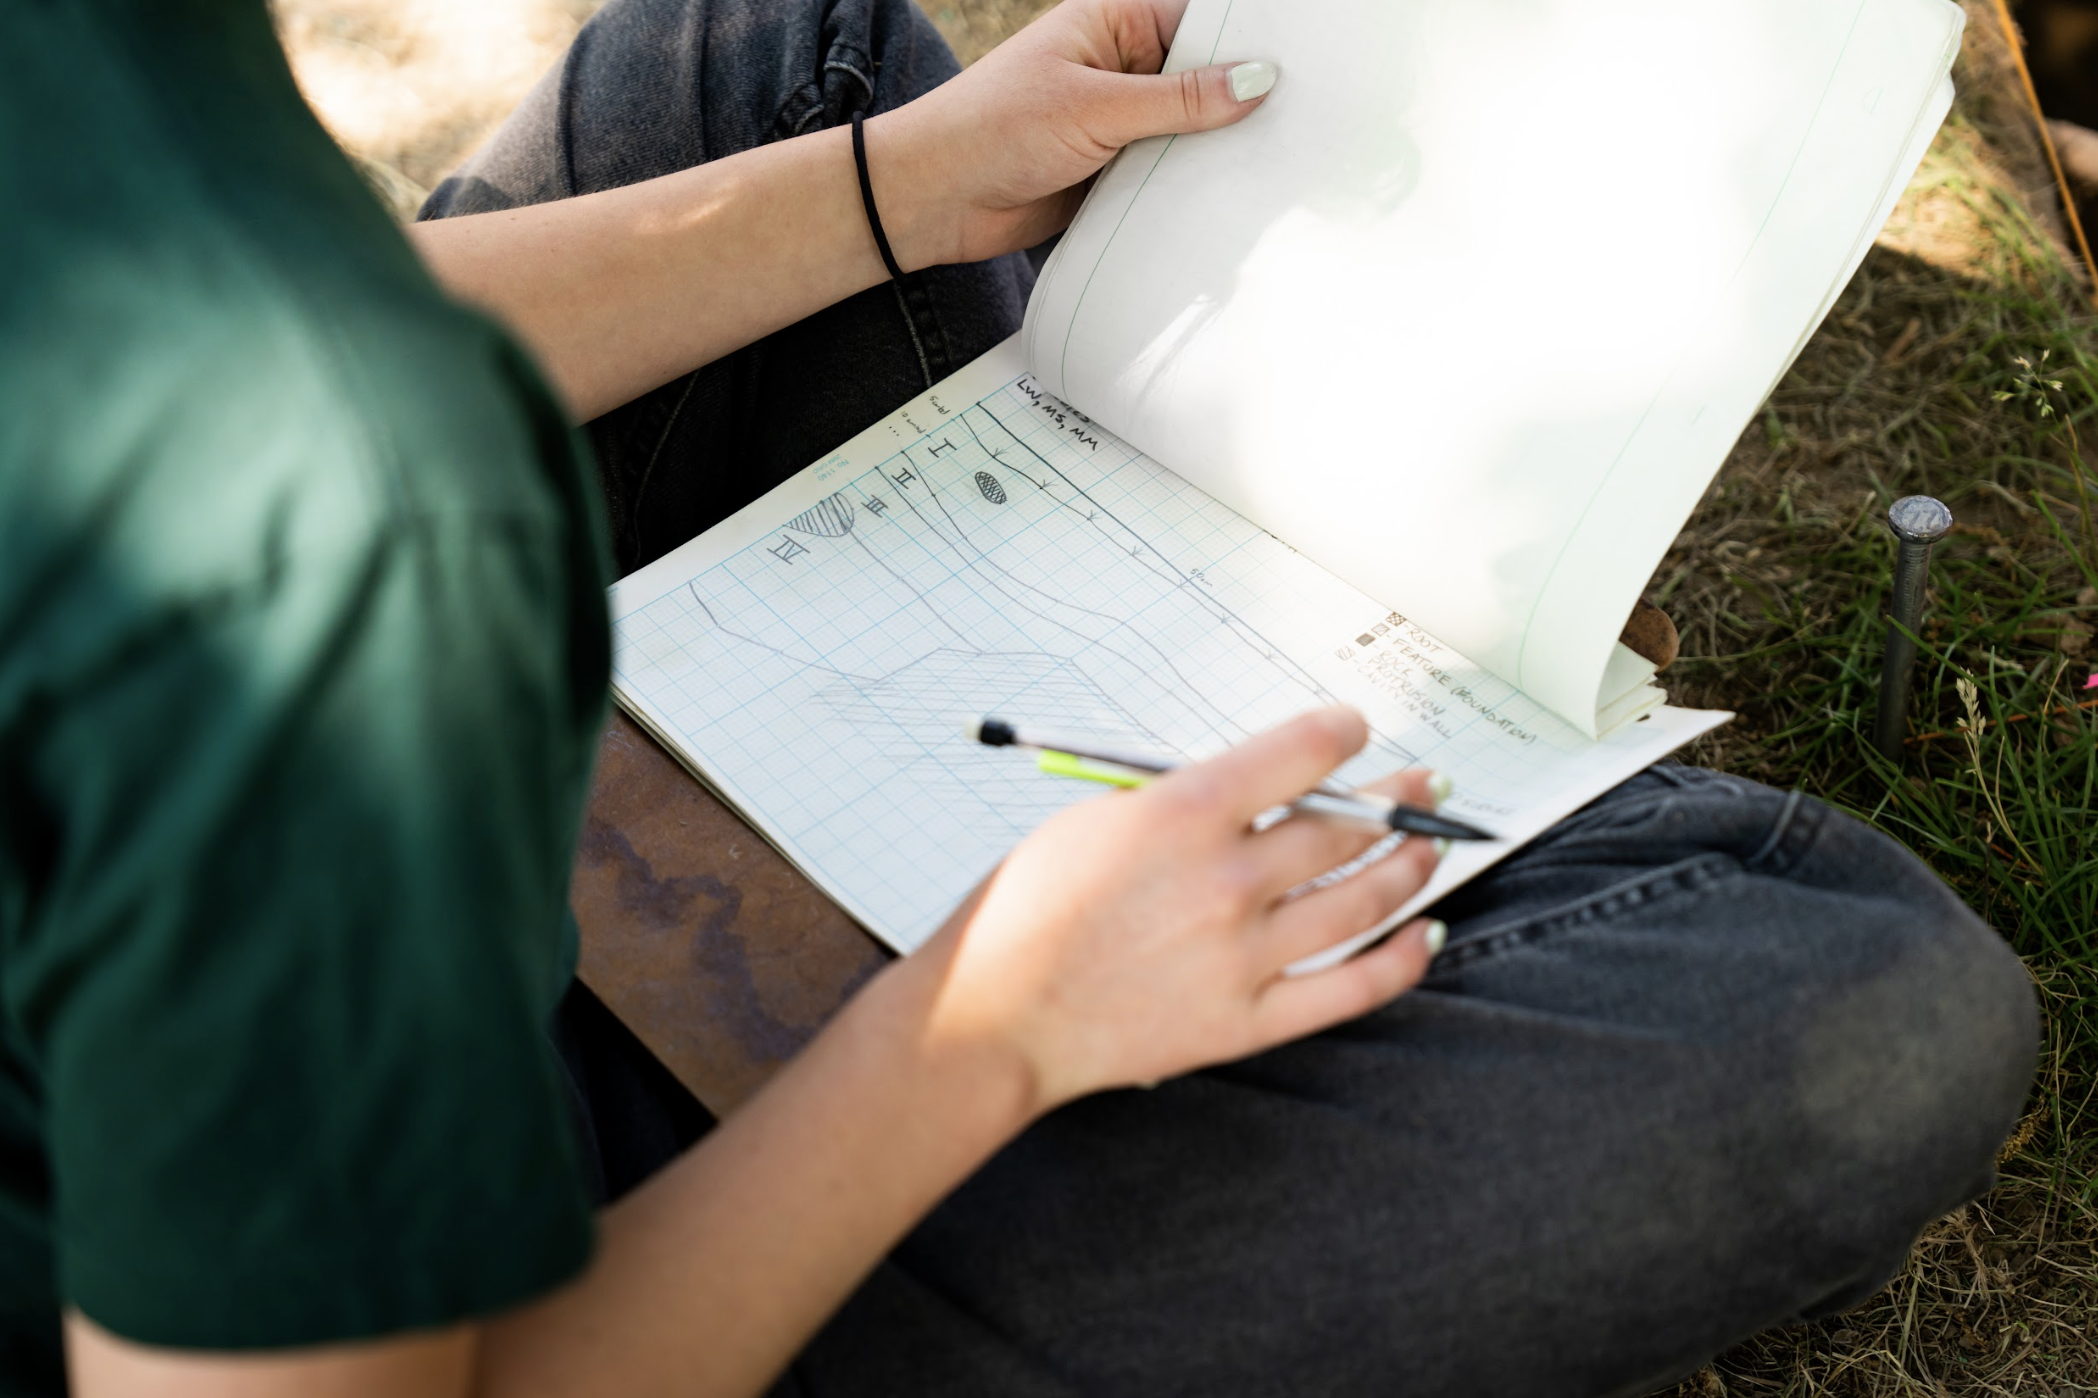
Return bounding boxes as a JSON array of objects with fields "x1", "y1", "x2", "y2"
[{"x1": 609, "y1": 0, "x2": 1963, "y2": 961}]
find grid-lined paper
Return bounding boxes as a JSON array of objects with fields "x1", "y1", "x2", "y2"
[{"x1": 612, "y1": 340, "x2": 1728, "y2": 956}]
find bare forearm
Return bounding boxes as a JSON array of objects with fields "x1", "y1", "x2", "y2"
[
  {"x1": 404, "y1": 5, "x2": 1276, "y2": 428},
  {"x1": 472, "y1": 957, "x2": 1034, "y2": 1398},
  {"x1": 406, "y1": 119, "x2": 938, "y2": 424}
]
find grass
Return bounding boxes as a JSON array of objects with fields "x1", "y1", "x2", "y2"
[{"x1": 1646, "y1": 85, "x2": 2098, "y2": 1396}]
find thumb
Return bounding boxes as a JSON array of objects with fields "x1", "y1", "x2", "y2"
[{"x1": 1089, "y1": 60, "x2": 1278, "y2": 147}]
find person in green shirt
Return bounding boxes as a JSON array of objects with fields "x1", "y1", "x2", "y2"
[
  {"x1": 1, "y1": 0, "x2": 613, "y2": 1383},
  {"x1": 1, "y1": 0, "x2": 2036, "y2": 1395}
]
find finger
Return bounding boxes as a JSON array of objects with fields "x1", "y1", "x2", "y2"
[
  {"x1": 1157, "y1": 706, "x2": 1367, "y2": 828},
  {"x1": 1258, "y1": 832, "x2": 1441, "y2": 968},
  {"x1": 1351, "y1": 767, "x2": 1448, "y2": 810},
  {"x1": 1239, "y1": 765, "x2": 1449, "y2": 903},
  {"x1": 1083, "y1": 58, "x2": 1279, "y2": 149},
  {"x1": 1242, "y1": 810, "x2": 1395, "y2": 905},
  {"x1": 1249, "y1": 918, "x2": 1445, "y2": 1047}
]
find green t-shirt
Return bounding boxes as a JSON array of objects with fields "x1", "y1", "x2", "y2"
[{"x1": 0, "y1": 1, "x2": 609, "y2": 1388}]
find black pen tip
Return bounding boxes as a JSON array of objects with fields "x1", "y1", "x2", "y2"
[
  {"x1": 976, "y1": 718, "x2": 1016, "y2": 747},
  {"x1": 1389, "y1": 807, "x2": 1498, "y2": 842}
]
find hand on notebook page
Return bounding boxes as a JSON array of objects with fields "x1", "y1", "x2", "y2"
[
  {"x1": 897, "y1": 706, "x2": 1446, "y2": 1115},
  {"x1": 869, "y1": 0, "x2": 1280, "y2": 269}
]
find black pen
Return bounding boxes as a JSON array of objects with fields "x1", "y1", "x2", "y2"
[{"x1": 970, "y1": 717, "x2": 1497, "y2": 842}]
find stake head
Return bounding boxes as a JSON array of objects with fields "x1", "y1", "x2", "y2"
[{"x1": 1887, "y1": 495, "x2": 1953, "y2": 545}]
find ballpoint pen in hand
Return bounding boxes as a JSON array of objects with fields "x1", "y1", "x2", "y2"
[{"x1": 970, "y1": 717, "x2": 1497, "y2": 842}]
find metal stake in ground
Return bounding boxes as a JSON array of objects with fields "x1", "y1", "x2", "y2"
[{"x1": 1873, "y1": 496, "x2": 1955, "y2": 761}]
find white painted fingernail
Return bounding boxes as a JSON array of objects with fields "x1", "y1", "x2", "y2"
[
  {"x1": 1433, "y1": 838, "x2": 1450, "y2": 858},
  {"x1": 1424, "y1": 920, "x2": 1448, "y2": 957},
  {"x1": 1229, "y1": 61, "x2": 1279, "y2": 103},
  {"x1": 1428, "y1": 773, "x2": 1455, "y2": 805}
]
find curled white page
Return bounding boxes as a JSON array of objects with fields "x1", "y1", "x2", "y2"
[{"x1": 1025, "y1": 0, "x2": 1964, "y2": 734}]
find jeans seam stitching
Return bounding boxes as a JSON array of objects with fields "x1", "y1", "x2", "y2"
[
  {"x1": 786, "y1": 42, "x2": 876, "y2": 136},
  {"x1": 1434, "y1": 853, "x2": 1740, "y2": 973},
  {"x1": 1744, "y1": 789, "x2": 1805, "y2": 869},
  {"x1": 1746, "y1": 788, "x2": 1824, "y2": 879},
  {"x1": 777, "y1": 80, "x2": 823, "y2": 140},
  {"x1": 826, "y1": 58, "x2": 877, "y2": 113}
]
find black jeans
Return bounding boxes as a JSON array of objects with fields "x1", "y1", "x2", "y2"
[
  {"x1": 426, "y1": 4, "x2": 2039, "y2": 1393},
  {"x1": 424, "y1": 0, "x2": 1032, "y2": 577}
]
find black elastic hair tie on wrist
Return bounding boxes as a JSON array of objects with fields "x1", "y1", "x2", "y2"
[{"x1": 852, "y1": 112, "x2": 908, "y2": 285}]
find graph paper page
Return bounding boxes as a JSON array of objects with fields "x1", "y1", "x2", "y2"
[
  {"x1": 1024, "y1": 0, "x2": 1961, "y2": 736},
  {"x1": 610, "y1": 338, "x2": 1729, "y2": 957}
]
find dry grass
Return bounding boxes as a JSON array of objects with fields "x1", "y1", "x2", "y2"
[
  {"x1": 277, "y1": 2, "x2": 2098, "y2": 1393},
  {"x1": 271, "y1": 0, "x2": 603, "y2": 214},
  {"x1": 1646, "y1": 6, "x2": 2098, "y2": 1394},
  {"x1": 917, "y1": 0, "x2": 1058, "y2": 64}
]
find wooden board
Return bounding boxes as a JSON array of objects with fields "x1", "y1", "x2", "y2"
[{"x1": 569, "y1": 711, "x2": 888, "y2": 1115}]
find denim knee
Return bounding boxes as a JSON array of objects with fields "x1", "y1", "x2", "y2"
[
  {"x1": 1429, "y1": 768, "x2": 2038, "y2": 1303},
  {"x1": 1656, "y1": 771, "x2": 2035, "y2": 1207},
  {"x1": 1596, "y1": 772, "x2": 2038, "y2": 1306},
  {"x1": 1771, "y1": 806, "x2": 2038, "y2": 1281}
]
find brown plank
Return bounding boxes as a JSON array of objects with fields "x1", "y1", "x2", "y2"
[{"x1": 570, "y1": 711, "x2": 888, "y2": 1115}]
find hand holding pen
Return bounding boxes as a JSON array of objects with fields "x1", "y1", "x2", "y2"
[{"x1": 908, "y1": 707, "x2": 1450, "y2": 1110}]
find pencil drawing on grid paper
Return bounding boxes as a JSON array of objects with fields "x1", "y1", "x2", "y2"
[{"x1": 676, "y1": 384, "x2": 1416, "y2": 834}]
